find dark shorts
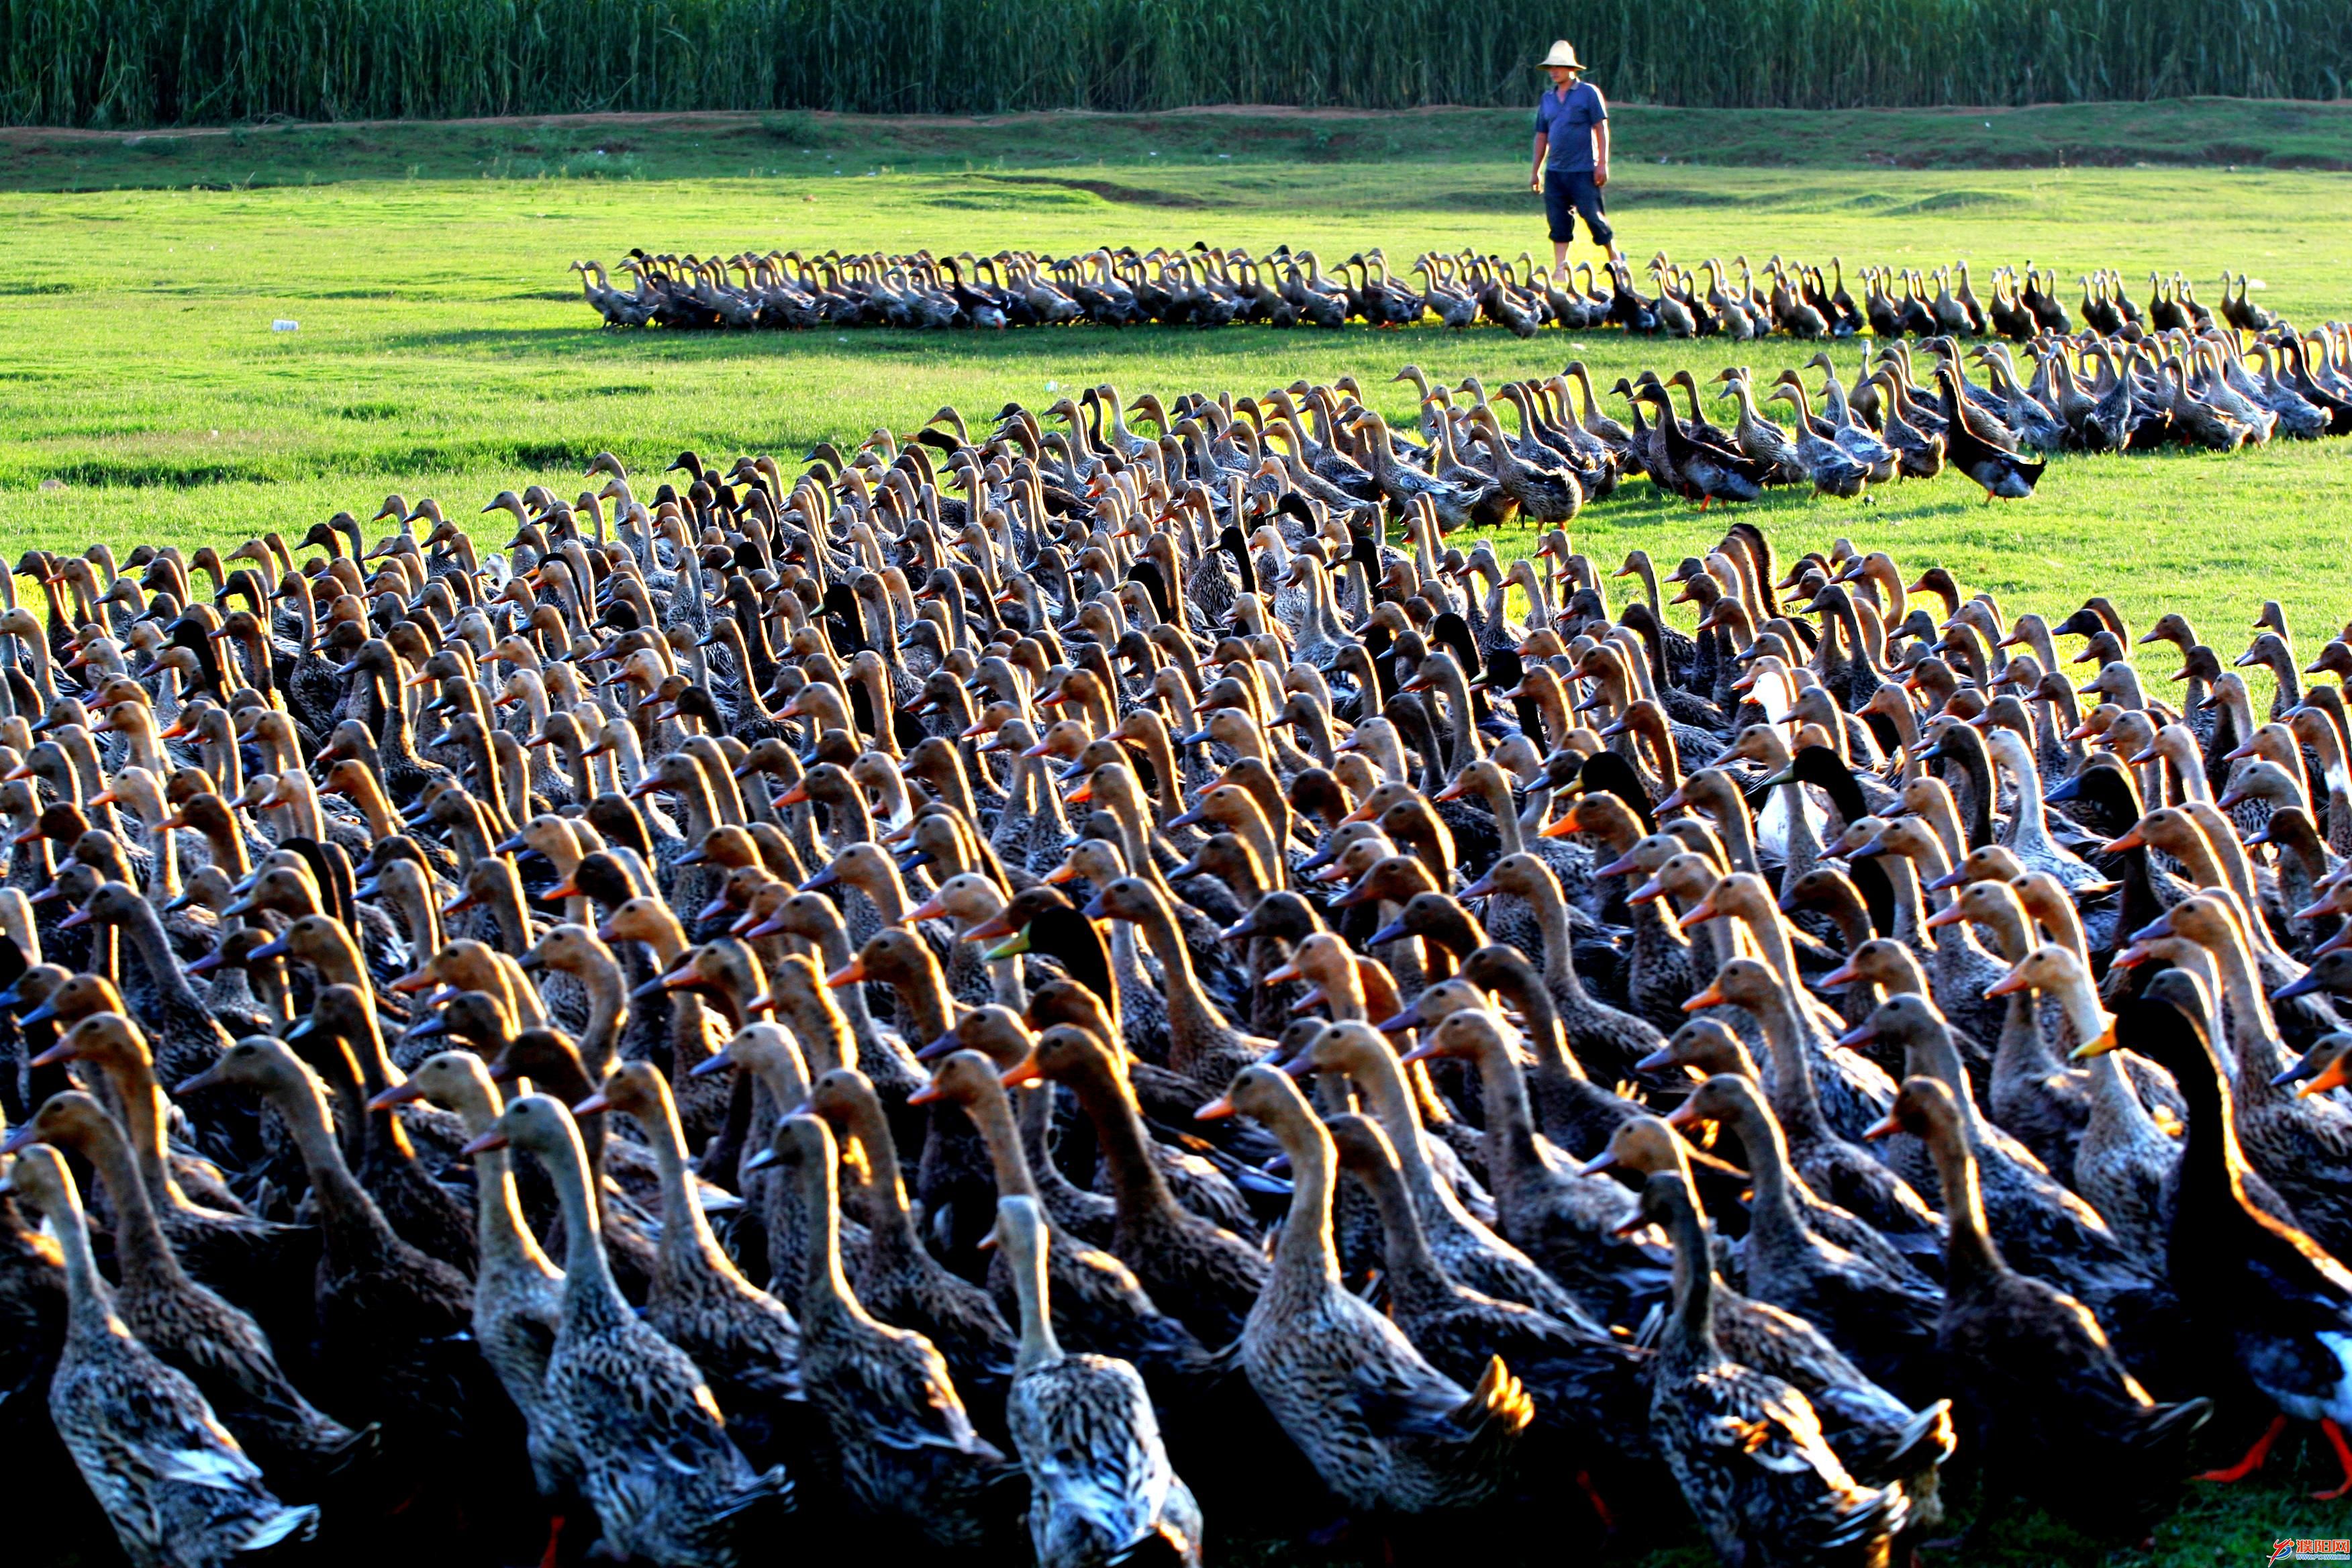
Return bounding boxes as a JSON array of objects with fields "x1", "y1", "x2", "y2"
[{"x1": 1545, "y1": 168, "x2": 1612, "y2": 246}]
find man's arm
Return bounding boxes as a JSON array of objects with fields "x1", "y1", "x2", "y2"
[
  {"x1": 1531, "y1": 132, "x2": 1549, "y2": 193},
  {"x1": 1593, "y1": 120, "x2": 1611, "y2": 188}
]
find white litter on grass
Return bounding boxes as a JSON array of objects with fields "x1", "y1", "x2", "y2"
[
  {"x1": 2247, "y1": 277, "x2": 2269, "y2": 289},
  {"x1": 1045, "y1": 381, "x2": 1060, "y2": 392},
  {"x1": 271, "y1": 319, "x2": 299, "y2": 332},
  {"x1": 38, "y1": 477, "x2": 62, "y2": 492}
]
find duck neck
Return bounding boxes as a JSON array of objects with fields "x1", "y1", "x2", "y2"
[
  {"x1": 1345, "y1": 1050, "x2": 1446, "y2": 1210},
  {"x1": 1006, "y1": 1224, "x2": 1062, "y2": 1373},
  {"x1": 2206, "y1": 923, "x2": 2286, "y2": 1077},
  {"x1": 454, "y1": 1093, "x2": 555, "y2": 1279},
  {"x1": 1922, "y1": 1112, "x2": 2005, "y2": 1286},
  {"x1": 76, "y1": 1114, "x2": 187, "y2": 1293},
  {"x1": 961, "y1": 1080, "x2": 1041, "y2": 1204},
  {"x1": 575, "y1": 961, "x2": 626, "y2": 1077},
  {"x1": 1522, "y1": 875, "x2": 1585, "y2": 1003},
  {"x1": 264, "y1": 1065, "x2": 400, "y2": 1269},
  {"x1": 1755, "y1": 994, "x2": 1832, "y2": 1142},
  {"x1": 97, "y1": 1055, "x2": 188, "y2": 1210},
  {"x1": 1661, "y1": 1182, "x2": 1720, "y2": 1368},
  {"x1": 642, "y1": 1087, "x2": 738, "y2": 1277},
  {"x1": 1724, "y1": 1093, "x2": 1808, "y2": 1248},
  {"x1": 536, "y1": 1122, "x2": 629, "y2": 1329},
  {"x1": 1271, "y1": 1116, "x2": 1340, "y2": 1295},
  {"x1": 839, "y1": 1092, "x2": 928, "y2": 1269},
  {"x1": 1353, "y1": 1148, "x2": 1455, "y2": 1314},
  {"x1": 1465, "y1": 1033, "x2": 1551, "y2": 1200},
  {"x1": 118, "y1": 897, "x2": 211, "y2": 1018},
  {"x1": 41, "y1": 1180, "x2": 119, "y2": 1344},
  {"x1": 1128, "y1": 899, "x2": 1226, "y2": 1077},
  {"x1": 1068, "y1": 1061, "x2": 1187, "y2": 1228},
  {"x1": 1480, "y1": 773, "x2": 1526, "y2": 855}
]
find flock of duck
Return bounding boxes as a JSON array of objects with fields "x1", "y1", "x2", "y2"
[
  {"x1": 9, "y1": 404, "x2": 2352, "y2": 1568},
  {"x1": 575, "y1": 248, "x2": 2277, "y2": 342}
]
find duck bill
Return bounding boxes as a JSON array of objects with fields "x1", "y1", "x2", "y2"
[
  {"x1": 1680, "y1": 983, "x2": 1727, "y2": 1012},
  {"x1": 1193, "y1": 1094, "x2": 1236, "y2": 1122},
  {"x1": 964, "y1": 912, "x2": 1018, "y2": 943},
  {"x1": 366, "y1": 1082, "x2": 428, "y2": 1112},
  {"x1": 1674, "y1": 899, "x2": 1717, "y2": 932},
  {"x1": 2066, "y1": 1020, "x2": 2119, "y2": 1061},
  {"x1": 2298, "y1": 1059, "x2": 2352, "y2": 1099},
  {"x1": 823, "y1": 959, "x2": 867, "y2": 989}
]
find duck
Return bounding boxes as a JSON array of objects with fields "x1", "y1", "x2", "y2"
[
  {"x1": 174, "y1": 1036, "x2": 485, "y2": 1453},
  {"x1": 4, "y1": 1086, "x2": 364, "y2": 1481},
  {"x1": 1004, "y1": 1024, "x2": 1271, "y2": 1348},
  {"x1": 807, "y1": 1065, "x2": 1016, "y2": 1401},
  {"x1": 571, "y1": 1060, "x2": 805, "y2": 1461},
  {"x1": 366, "y1": 1050, "x2": 577, "y2": 1533},
  {"x1": 993, "y1": 1194, "x2": 1206, "y2": 1568},
  {"x1": 1199, "y1": 1063, "x2": 1533, "y2": 1515},
  {"x1": 465, "y1": 1094, "x2": 793, "y2": 1564},
  {"x1": 1633, "y1": 1163, "x2": 1912, "y2": 1568},
  {"x1": 0, "y1": 1142, "x2": 320, "y2": 1568},
  {"x1": 1401, "y1": 1007, "x2": 1669, "y2": 1327},
  {"x1": 2079, "y1": 977, "x2": 2352, "y2": 1500},
  {"x1": 1864, "y1": 1073, "x2": 2212, "y2": 1535},
  {"x1": 1665, "y1": 1073, "x2": 1942, "y2": 1400},
  {"x1": 908, "y1": 1048, "x2": 1204, "y2": 1377},
  {"x1": 1324, "y1": 1111, "x2": 1650, "y2": 1456},
  {"x1": 1583, "y1": 1116, "x2": 1953, "y2": 1499},
  {"x1": 746, "y1": 1114, "x2": 1018, "y2": 1549}
]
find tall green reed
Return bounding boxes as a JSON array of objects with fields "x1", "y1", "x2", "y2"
[{"x1": 1, "y1": 0, "x2": 2341, "y2": 128}]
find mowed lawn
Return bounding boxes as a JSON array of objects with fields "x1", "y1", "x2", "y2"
[{"x1": 2, "y1": 103, "x2": 2352, "y2": 1565}]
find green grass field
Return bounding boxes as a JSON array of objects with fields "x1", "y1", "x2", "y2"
[{"x1": 3, "y1": 99, "x2": 2352, "y2": 1563}]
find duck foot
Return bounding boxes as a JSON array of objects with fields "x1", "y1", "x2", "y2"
[
  {"x1": 1573, "y1": 1468, "x2": 1616, "y2": 1533},
  {"x1": 536, "y1": 1512, "x2": 566, "y2": 1568},
  {"x1": 2312, "y1": 1418, "x2": 2352, "y2": 1500},
  {"x1": 2197, "y1": 1412, "x2": 2288, "y2": 1483}
]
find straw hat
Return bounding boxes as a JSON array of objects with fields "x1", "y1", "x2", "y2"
[{"x1": 1540, "y1": 40, "x2": 1584, "y2": 70}]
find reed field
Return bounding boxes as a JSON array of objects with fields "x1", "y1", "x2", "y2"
[{"x1": 1, "y1": 0, "x2": 2347, "y2": 128}]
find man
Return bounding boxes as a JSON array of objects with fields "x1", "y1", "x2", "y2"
[{"x1": 1530, "y1": 40, "x2": 1621, "y2": 272}]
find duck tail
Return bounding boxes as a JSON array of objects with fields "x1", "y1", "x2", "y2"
[
  {"x1": 1884, "y1": 1398, "x2": 1957, "y2": 1479},
  {"x1": 235, "y1": 1502, "x2": 322, "y2": 1558},
  {"x1": 717, "y1": 1463, "x2": 796, "y2": 1520},
  {"x1": 1109, "y1": 1520, "x2": 1199, "y2": 1568},
  {"x1": 1451, "y1": 1354, "x2": 1537, "y2": 1440}
]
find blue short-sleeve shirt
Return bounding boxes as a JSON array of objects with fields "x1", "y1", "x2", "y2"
[{"x1": 1535, "y1": 81, "x2": 1608, "y2": 173}]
